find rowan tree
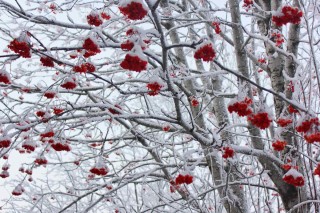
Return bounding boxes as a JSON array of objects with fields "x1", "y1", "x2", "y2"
[{"x1": 0, "y1": 0, "x2": 319, "y2": 212}]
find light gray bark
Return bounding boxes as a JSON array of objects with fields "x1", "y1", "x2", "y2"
[{"x1": 227, "y1": 0, "x2": 308, "y2": 211}]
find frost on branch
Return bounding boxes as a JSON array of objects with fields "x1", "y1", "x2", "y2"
[
  {"x1": 90, "y1": 158, "x2": 109, "y2": 176},
  {"x1": 12, "y1": 185, "x2": 25, "y2": 196},
  {"x1": 0, "y1": 1, "x2": 319, "y2": 212}
]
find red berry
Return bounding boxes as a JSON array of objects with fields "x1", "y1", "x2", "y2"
[
  {"x1": 243, "y1": 0, "x2": 253, "y2": 11},
  {"x1": 304, "y1": 132, "x2": 320, "y2": 143},
  {"x1": 87, "y1": 13, "x2": 103, "y2": 26},
  {"x1": 212, "y1": 22, "x2": 221, "y2": 34},
  {"x1": 191, "y1": 98, "x2": 199, "y2": 107},
  {"x1": 40, "y1": 131, "x2": 55, "y2": 138},
  {"x1": 282, "y1": 169, "x2": 305, "y2": 187},
  {"x1": 121, "y1": 40, "x2": 134, "y2": 51},
  {"x1": 277, "y1": 118, "x2": 292, "y2": 127},
  {"x1": 272, "y1": 140, "x2": 287, "y2": 151},
  {"x1": 313, "y1": 164, "x2": 320, "y2": 176},
  {"x1": 120, "y1": 54, "x2": 148, "y2": 72},
  {"x1": 296, "y1": 117, "x2": 319, "y2": 133},
  {"x1": 194, "y1": 42, "x2": 216, "y2": 62},
  {"x1": 119, "y1": 1, "x2": 148, "y2": 20},
  {"x1": 247, "y1": 112, "x2": 272, "y2": 130},
  {"x1": 12, "y1": 185, "x2": 24, "y2": 196},
  {"x1": 0, "y1": 137, "x2": 11, "y2": 148},
  {"x1": 51, "y1": 142, "x2": 71, "y2": 152},
  {"x1": 101, "y1": 12, "x2": 111, "y2": 20},
  {"x1": 222, "y1": 147, "x2": 234, "y2": 159},
  {"x1": 288, "y1": 105, "x2": 299, "y2": 114},
  {"x1": 8, "y1": 39, "x2": 31, "y2": 58},
  {"x1": 82, "y1": 38, "x2": 100, "y2": 57},
  {"x1": 34, "y1": 157, "x2": 48, "y2": 165},
  {"x1": 44, "y1": 91, "x2": 56, "y2": 99},
  {"x1": 0, "y1": 70, "x2": 11, "y2": 84},
  {"x1": 90, "y1": 166, "x2": 108, "y2": 176},
  {"x1": 53, "y1": 107, "x2": 63, "y2": 115},
  {"x1": 22, "y1": 140, "x2": 36, "y2": 152},
  {"x1": 108, "y1": 104, "x2": 122, "y2": 115},
  {"x1": 40, "y1": 57, "x2": 55, "y2": 67},
  {"x1": 61, "y1": 78, "x2": 77, "y2": 90},
  {"x1": 228, "y1": 97, "x2": 253, "y2": 117},
  {"x1": 162, "y1": 125, "x2": 170, "y2": 132},
  {"x1": 0, "y1": 170, "x2": 9, "y2": 178},
  {"x1": 147, "y1": 82, "x2": 163, "y2": 96},
  {"x1": 272, "y1": 6, "x2": 303, "y2": 27},
  {"x1": 184, "y1": 174, "x2": 193, "y2": 185}
]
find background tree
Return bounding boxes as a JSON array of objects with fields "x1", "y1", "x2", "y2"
[{"x1": 0, "y1": 0, "x2": 319, "y2": 212}]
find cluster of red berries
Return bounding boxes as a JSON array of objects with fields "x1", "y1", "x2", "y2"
[
  {"x1": 40, "y1": 130, "x2": 55, "y2": 138},
  {"x1": 82, "y1": 38, "x2": 101, "y2": 58},
  {"x1": 243, "y1": 0, "x2": 253, "y2": 11},
  {"x1": 272, "y1": 140, "x2": 287, "y2": 151},
  {"x1": 228, "y1": 97, "x2": 253, "y2": 117},
  {"x1": 0, "y1": 137, "x2": 11, "y2": 148},
  {"x1": 34, "y1": 156, "x2": 48, "y2": 165},
  {"x1": 0, "y1": 164, "x2": 9, "y2": 178},
  {"x1": 12, "y1": 185, "x2": 25, "y2": 196},
  {"x1": 0, "y1": 70, "x2": 11, "y2": 84},
  {"x1": 282, "y1": 164, "x2": 298, "y2": 171},
  {"x1": 248, "y1": 112, "x2": 272, "y2": 130},
  {"x1": 21, "y1": 141, "x2": 36, "y2": 152},
  {"x1": 36, "y1": 110, "x2": 50, "y2": 122},
  {"x1": 119, "y1": 0, "x2": 148, "y2": 20},
  {"x1": 277, "y1": 118, "x2": 292, "y2": 127},
  {"x1": 162, "y1": 125, "x2": 170, "y2": 132},
  {"x1": 108, "y1": 104, "x2": 122, "y2": 115},
  {"x1": 222, "y1": 147, "x2": 234, "y2": 159},
  {"x1": 271, "y1": 32, "x2": 284, "y2": 47},
  {"x1": 282, "y1": 169, "x2": 305, "y2": 187},
  {"x1": 40, "y1": 57, "x2": 55, "y2": 67},
  {"x1": 121, "y1": 40, "x2": 135, "y2": 51},
  {"x1": 120, "y1": 54, "x2": 148, "y2": 72},
  {"x1": 194, "y1": 42, "x2": 216, "y2": 62},
  {"x1": 87, "y1": 12, "x2": 110, "y2": 26},
  {"x1": 304, "y1": 132, "x2": 320, "y2": 143},
  {"x1": 212, "y1": 22, "x2": 221, "y2": 34},
  {"x1": 61, "y1": 77, "x2": 77, "y2": 90},
  {"x1": 288, "y1": 105, "x2": 299, "y2": 114},
  {"x1": 44, "y1": 91, "x2": 56, "y2": 99},
  {"x1": 272, "y1": 6, "x2": 303, "y2": 27},
  {"x1": 228, "y1": 96, "x2": 272, "y2": 130},
  {"x1": 90, "y1": 165, "x2": 108, "y2": 176},
  {"x1": 101, "y1": 12, "x2": 111, "y2": 20},
  {"x1": 258, "y1": 58, "x2": 267, "y2": 64},
  {"x1": 73, "y1": 63, "x2": 96, "y2": 73},
  {"x1": 190, "y1": 97, "x2": 199, "y2": 107},
  {"x1": 146, "y1": 82, "x2": 163, "y2": 96},
  {"x1": 175, "y1": 174, "x2": 193, "y2": 185},
  {"x1": 51, "y1": 141, "x2": 71, "y2": 152},
  {"x1": 53, "y1": 107, "x2": 64, "y2": 115},
  {"x1": 314, "y1": 164, "x2": 320, "y2": 176},
  {"x1": 8, "y1": 38, "x2": 31, "y2": 58},
  {"x1": 296, "y1": 117, "x2": 319, "y2": 133},
  {"x1": 169, "y1": 174, "x2": 193, "y2": 193}
]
